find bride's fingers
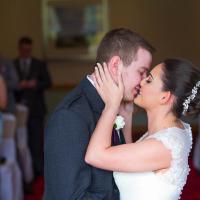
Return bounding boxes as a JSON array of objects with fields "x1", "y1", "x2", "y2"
[
  {"x1": 103, "y1": 62, "x2": 112, "y2": 82},
  {"x1": 94, "y1": 66, "x2": 103, "y2": 86},
  {"x1": 93, "y1": 74, "x2": 102, "y2": 95},
  {"x1": 97, "y1": 63, "x2": 106, "y2": 82},
  {"x1": 93, "y1": 73, "x2": 99, "y2": 87},
  {"x1": 117, "y1": 70, "x2": 124, "y2": 92}
]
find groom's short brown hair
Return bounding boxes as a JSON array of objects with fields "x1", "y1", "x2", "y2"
[{"x1": 96, "y1": 28, "x2": 155, "y2": 66}]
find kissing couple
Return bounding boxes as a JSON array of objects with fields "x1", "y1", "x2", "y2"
[{"x1": 44, "y1": 28, "x2": 199, "y2": 200}]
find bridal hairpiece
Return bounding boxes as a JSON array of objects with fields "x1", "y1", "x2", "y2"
[{"x1": 182, "y1": 81, "x2": 200, "y2": 115}]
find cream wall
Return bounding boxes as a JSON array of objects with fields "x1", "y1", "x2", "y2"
[
  {"x1": 109, "y1": 0, "x2": 200, "y2": 66},
  {"x1": 0, "y1": 0, "x2": 43, "y2": 58},
  {"x1": 0, "y1": 0, "x2": 200, "y2": 86}
]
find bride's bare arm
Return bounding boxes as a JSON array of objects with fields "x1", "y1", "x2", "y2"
[{"x1": 85, "y1": 105, "x2": 171, "y2": 172}]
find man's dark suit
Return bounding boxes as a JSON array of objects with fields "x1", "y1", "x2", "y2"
[
  {"x1": 44, "y1": 77, "x2": 120, "y2": 200},
  {"x1": 14, "y1": 57, "x2": 52, "y2": 176},
  {"x1": 14, "y1": 58, "x2": 52, "y2": 117}
]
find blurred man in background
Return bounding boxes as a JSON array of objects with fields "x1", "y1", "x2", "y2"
[{"x1": 14, "y1": 36, "x2": 52, "y2": 179}]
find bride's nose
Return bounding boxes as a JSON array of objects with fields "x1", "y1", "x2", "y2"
[{"x1": 140, "y1": 78, "x2": 146, "y2": 87}]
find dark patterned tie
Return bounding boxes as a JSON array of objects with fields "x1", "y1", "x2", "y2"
[{"x1": 112, "y1": 129, "x2": 125, "y2": 146}]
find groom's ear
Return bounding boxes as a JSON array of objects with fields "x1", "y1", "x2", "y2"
[{"x1": 108, "y1": 56, "x2": 121, "y2": 79}]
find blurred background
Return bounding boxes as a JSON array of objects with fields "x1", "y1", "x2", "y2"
[{"x1": 0, "y1": 0, "x2": 200, "y2": 199}]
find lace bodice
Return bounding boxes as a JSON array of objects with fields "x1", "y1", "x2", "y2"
[{"x1": 113, "y1": 121, "x2": 193, "y2": 200}]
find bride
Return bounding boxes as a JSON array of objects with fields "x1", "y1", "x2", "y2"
[{"x1": 85, "y1": 58, "x2": 200, "y2": 200}]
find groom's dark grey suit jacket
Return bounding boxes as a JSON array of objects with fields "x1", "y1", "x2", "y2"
[{"x1": 44, "y1": 77, "x2": 120, "y2": 200}]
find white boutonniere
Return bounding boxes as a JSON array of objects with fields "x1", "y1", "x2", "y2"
[{"x1": 114, "y1": 115, "x2": 125, "y2": 130}]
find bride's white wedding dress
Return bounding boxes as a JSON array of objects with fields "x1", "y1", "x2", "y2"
[{"x1": 113, "y1": 122, "x2": 193, "y2": 200}]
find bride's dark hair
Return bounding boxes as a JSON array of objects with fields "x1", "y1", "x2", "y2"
[{"x1": 161, "y1": 58, "x2": 200, "y2": 118}]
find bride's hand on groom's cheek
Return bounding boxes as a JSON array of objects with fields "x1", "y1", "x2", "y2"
[{"x1": 93, "y1": 62, "x2": 124, "y2": 109}]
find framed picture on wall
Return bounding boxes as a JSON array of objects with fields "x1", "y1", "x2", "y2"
[{"x1": 42, "y1": 0, "x2": 109, "y2": 61}]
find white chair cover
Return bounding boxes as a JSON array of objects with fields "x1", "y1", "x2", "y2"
[
  {"x1": 15, "y1": 104, "x2": 33, "y2": 183},
  {"x1": 16, "y1": 127, "x2": 33, "y2": 183},
  {"x1": 0, "y1": 161, "x2": 14, "y2": 200},
  {"x1": 0, "y1": 114, "x2": 23, "y2": 200}
]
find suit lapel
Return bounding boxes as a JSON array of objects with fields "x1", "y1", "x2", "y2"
[
  {"x1": 15, "y1": 58, "x2": 33, "y2": 80},
  {"x1": 80, "y1": 77, "x2": 105, "y2": 115},
  {"x1": 26, "y1": 58, "x2": 33, "y2": 79},
  {"x1": 79, "y1": 77, "x2": 125, "y2": 145},
  {"x1": 15, "y1": 59, "x2": 23, "y2": 80}
]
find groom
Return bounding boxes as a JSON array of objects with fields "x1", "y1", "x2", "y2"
[{"x1": 44, "y1": 28, "x2": 154, "y2": 200}]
